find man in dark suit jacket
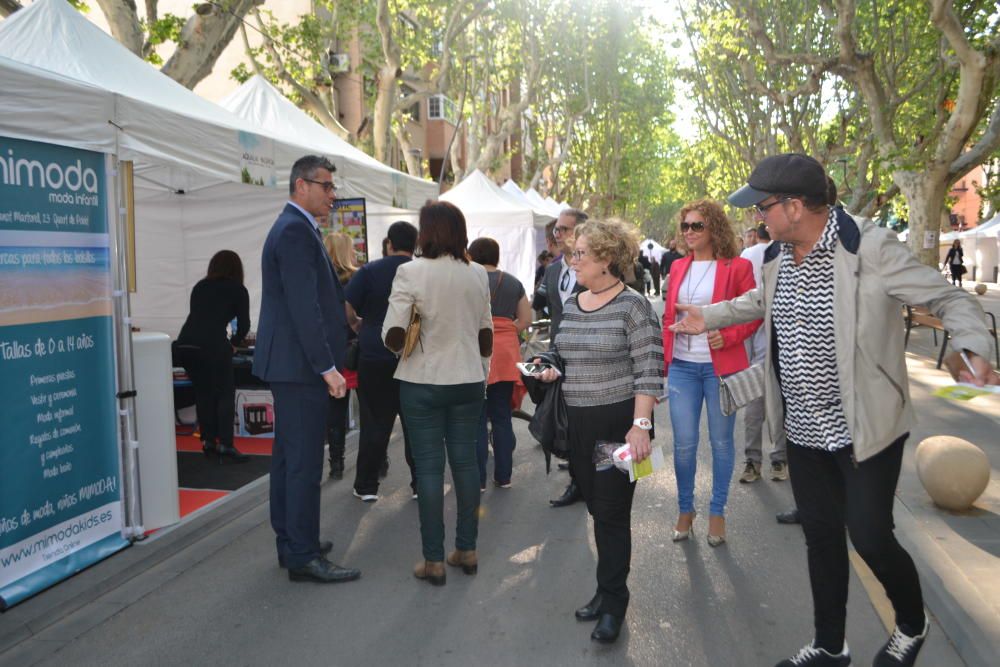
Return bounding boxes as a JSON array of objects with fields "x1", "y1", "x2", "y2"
[
  {"x1": 540, "y1": 209, "x2": 587, "y2": 507},
  {"x1": 253, "y1": 155, "x2": 360, "y2": 584}
]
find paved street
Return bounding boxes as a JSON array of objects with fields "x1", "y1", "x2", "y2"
[{"x1": 2, "y1": 289, "x2": 997, "y2": 666}]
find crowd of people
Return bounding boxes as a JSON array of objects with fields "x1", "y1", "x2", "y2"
[{"x1": 175, "y1": 153, "x2": 999, "y2": 666}]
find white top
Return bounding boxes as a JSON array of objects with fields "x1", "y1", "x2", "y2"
[
  {"x1": 673, "y1": 260, "x2": 716, "y2": 363},
  {"x1": 557, "y1": 257, "x2": 577, "y2": 305},
  {"x1": 383, "y1": 256, "x2": 493, "y2": 384},
  {"x1": 740, "y1": 242, "x2": 769, "y2": 362}
]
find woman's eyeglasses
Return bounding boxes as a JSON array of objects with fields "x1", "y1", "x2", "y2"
[
  {"x1": 680, "y1": 221, "x2": 705, "y2": 233},
  {"x1": 571, "y1": 250, "x2": 587, "y2": 260}
]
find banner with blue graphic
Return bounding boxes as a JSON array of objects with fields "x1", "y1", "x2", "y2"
[{"x1": 0, "y1": 136, "x2": 128, "y2": 609}]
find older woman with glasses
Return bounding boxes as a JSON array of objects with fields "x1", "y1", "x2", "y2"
[
  {"x1": 535, "y1": 218, "x2": 663, "y2": 643},
  {"x1": 663, "y1": 199, "x2": 760, "y2": 547}
]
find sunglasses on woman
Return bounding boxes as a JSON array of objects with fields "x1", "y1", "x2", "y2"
[{"x1": 680, "y1": 221, "x2": 705, "y2": 232}]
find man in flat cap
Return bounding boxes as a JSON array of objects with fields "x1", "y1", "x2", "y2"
[{"x1": 670, "y1": 153, "x2": 997, "y2": 667}]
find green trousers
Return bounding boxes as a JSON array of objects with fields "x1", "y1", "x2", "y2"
[{"x1": 399, "y1": 381, "x2": 484, "y2": 562}]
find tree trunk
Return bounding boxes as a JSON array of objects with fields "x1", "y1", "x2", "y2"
[
  {"x1": 161, "y1": 0, "x2": 263, "y2": 90},
  {"x1": 95, "y1": 0, "x2": 144, "y2": 57},
  {"x1": 895, "y1": 169, "x2": 950, "y2": 268},
  {"x1": 372, "y1": 63, "x2": 398, "y2": 165}
]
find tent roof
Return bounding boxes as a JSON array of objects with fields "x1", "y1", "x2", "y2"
[
  {"x1": 959, "y1": 213, "x2": 1000, "y2": 238},
  {"x1": 501, "y1": 180, "x2": 526, "y2": 197},
  {"x1": 0, "y1": 0, "x2": 433, "y2": 206},
  {"x1": 442, "y1": 171, "x2": 551, "y2": 227},
  {"x1": 0, "y1": 0, "x2": 247, "y2": 132},
  {"x1": 219, "y1": 76, "x2": 437, "y2": 204}
]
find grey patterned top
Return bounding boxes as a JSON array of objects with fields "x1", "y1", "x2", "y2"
[
  {"x1": 554, "y1": 287, "x2": 664, "y2": 407},
  {"x1": 773, "y1": 209, "x2": 853, "y2": 451}
]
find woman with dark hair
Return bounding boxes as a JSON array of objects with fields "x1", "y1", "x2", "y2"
[
  {"x1": 175, "y1": 249, "x2": 251, "y2": 462},
  {"x1": 468, "y1": 237, "x2": 532, "y2": 491},
  {"x1": 383, "y1": 201, "x2": 493, "y2": 586},
  {"x1": 663, "y1": 200, "x2": 760, "y2": 546},
  {"x1": 944, "y1": 239, "x2": 965, "y2": 286}
]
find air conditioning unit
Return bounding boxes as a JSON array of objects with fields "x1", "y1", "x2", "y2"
[{"x1": 329, "y1": 53, "x2": 350, "y2": 73}]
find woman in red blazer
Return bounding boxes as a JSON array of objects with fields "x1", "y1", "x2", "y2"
[{"x1": 663, "y1": 199, "x2": 760, "y2": 547}]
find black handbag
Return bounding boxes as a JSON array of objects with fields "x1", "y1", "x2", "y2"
[
  {"x1": 523, "y1": 351, "x2": 569, "y2": 470},
  {"x1": 344, "y1": 340, "x2": 360, "y2": 371}
]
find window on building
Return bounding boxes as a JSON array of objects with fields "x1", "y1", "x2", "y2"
[{"x1": 428, "y1": 94, "x2": 457, "y2": 124}]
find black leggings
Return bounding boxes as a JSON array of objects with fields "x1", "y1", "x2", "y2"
[{"x1": 788, "y1": 435, "x2": 924, "y2": 651}]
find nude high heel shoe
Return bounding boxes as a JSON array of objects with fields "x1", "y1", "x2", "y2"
[{"x1": 672, "y1": 512, "x2": 696, "y2": 542}]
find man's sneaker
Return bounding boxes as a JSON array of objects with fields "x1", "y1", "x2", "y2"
[
  {"x1": 352, "y1": 490, "x2": 378, "y2": 503},
  {"x1": 739, "y1": 461, "x2": 761, "y2": 483},
  {"x1": 771, "y1": 461, "x2": 789, "y2": 481},
  {"x1": 776, "y1": 641, "x2": 850, "y2": 666},
  {"x1": 873, "y1": 618, "x2": 928, "y2": 666}
]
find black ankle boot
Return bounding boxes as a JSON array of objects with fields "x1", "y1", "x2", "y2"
[
  {"x1": 590, "y1": 613, "x2": 623, "y2": 643},
  {"x1": 329, "y1": 457, "x2": 345, "y2": 480}
]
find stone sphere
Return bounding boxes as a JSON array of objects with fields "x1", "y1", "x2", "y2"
[
  {"x1": 915, "y1": 436, "x2": 990, "y2": 511},
  {"x1": 974, "y1": 283, "x2": 987, "y2": 296}
]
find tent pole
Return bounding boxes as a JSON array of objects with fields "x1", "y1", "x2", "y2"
[{"x1": 111, "y1": 155, "x2": 144, "y2": 539}]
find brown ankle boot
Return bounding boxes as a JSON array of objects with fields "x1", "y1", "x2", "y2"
[
  {"x1": 413, "y1": 560, "x2": 446, "y2": 586},
  {"x1": 446, "y1": 550, "x2": 478, "y2": 575}
]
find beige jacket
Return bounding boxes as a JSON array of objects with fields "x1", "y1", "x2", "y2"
[
  {"x1": 383, "y1": 256, "x2": 493, "y2": 385},
  {"x1": 703, "y1": 210, "x2": 992, "y2": 462}
]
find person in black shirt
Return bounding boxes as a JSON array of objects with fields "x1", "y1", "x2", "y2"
[
  {"x1": 175, "y1": 250, "x2": 251, "y2": 462},
  {"x1": 345, "y1": 221, "x2": 419, "y2": 501}
]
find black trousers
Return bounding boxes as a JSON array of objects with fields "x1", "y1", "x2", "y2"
[
  {"x1": 326, "y1": 390, "x2": 351, "y2": 462},
  {"x1": 650, "y1": 263, "x2": 661, "y2": 295},
  {"x1": 788, "y1": 435, "x2": 924, "y2": 651},
  {"x1": 567, "y1": 400, "x2": 637, "y2": 618},
  {"x1": 182, "y1": 347, "x2": 235, "y2": 447},
  {"x1": 353, "y1": 358, "x2": 415, "y2": 495}
]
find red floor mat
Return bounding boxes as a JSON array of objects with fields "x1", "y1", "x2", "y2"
[
  {"x1": 176, "y1": 434, "x2": 273, "y2": 456},
  {"x1": 178, "y1": 488, "x2": 229, "y2": 517}
]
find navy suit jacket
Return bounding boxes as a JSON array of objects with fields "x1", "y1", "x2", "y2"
[{"x1": 252, "y1": 203, "x2": 348, "y2": 384}]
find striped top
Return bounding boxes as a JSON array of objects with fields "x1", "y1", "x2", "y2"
[
  {"x1": 554, "y1": 287, "x2": 664, "y2": 407},
  {"x1": 773, "y1": 209, "x2": 852, "y2": 451}
]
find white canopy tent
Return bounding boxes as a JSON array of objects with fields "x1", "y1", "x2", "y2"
[
  {"x1": 543, "y1": 196, "x2": 564, "y2": 217},
  {"x1": 218, "y1": 76, "x2": 437, "y2": 207},
  {"x1": 959, "y1": 214, "x2": 1000, "y2": 283},
  {"x1": 0, "y1": 0, "x2": 435, "y2": 335},
  {"x1": 440, "y1": 170, "x2": 541, "y2": 291}
]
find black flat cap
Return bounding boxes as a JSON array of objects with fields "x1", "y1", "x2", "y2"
[{"x1": 728, "y1": 153, "x2": 828, "y2": 208}]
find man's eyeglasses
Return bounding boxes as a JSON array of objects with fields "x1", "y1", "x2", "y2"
[
  {"x1": 553, "y1": 225, "x2": 574, "y2": 237},
  {"x1": 754, "y1": 197, "x2": 790, "y2": 215},
  {"x1": 679, "y1": 221, "x2": 705, "y2": 233},
  {"x1": 303, "y1": 177, "x2": 336, "y2": 193}
]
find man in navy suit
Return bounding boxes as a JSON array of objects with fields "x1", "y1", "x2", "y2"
[{"x1": 254, "y1": 155, "x2": 360, "y2": 583}]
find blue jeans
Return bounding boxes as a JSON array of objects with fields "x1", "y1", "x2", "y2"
[
  {"x1": 477, "y1": 381, "x2": 516, "y2": 486},
  {"x1": 668, "y1": 359, "x2": 736, "y2": 516},
  {"x1": 399, "y1": 381, "x2": 484, "y2": 562}
]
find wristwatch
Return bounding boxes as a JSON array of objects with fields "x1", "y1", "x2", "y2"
[{"x1": 632, "y1": 417, "x2": 652, "y2": 430}]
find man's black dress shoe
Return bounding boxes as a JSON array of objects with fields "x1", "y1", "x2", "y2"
[
  {"x1": 550, "y1": 482, "x2": 582, "y2": 507},
  {"x1": 217, "y1": 444, "x2": 250, "y2": 463},
  {"x1": 288, "y1": 557, "x2": 360, "y2": 583},
  {"x1": 575, "y1": 593, "x2": 602, "y2": 621},
  {"x1": 776, "y1": 508, "x2": 801, "y2": 525},
  {"x1": 278, "y1": 540, "x2": 333, "y2": 568},
  {"x1": 591, "y1": 613, "x2": 623, "y2": 643}
]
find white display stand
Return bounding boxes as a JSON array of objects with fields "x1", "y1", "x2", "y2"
[{"x1": 131, "y1": 332, "x2": 181, "y2": 531}]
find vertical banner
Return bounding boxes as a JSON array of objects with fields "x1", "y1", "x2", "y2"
[
  {"x1": 0, "y1": 136, "x2": 129, "y2": 609},
  {"x1": 330, "y1": 197, "x2": 368, "y2": 263}
]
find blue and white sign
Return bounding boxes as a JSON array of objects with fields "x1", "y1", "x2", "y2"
[{"x1": 0, "y1": 135, "x2": 128, "y2": 609}]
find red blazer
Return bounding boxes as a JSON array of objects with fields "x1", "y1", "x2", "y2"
[{"x1": 662, "y1": 255, "x2": 761, "y2": 377}]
